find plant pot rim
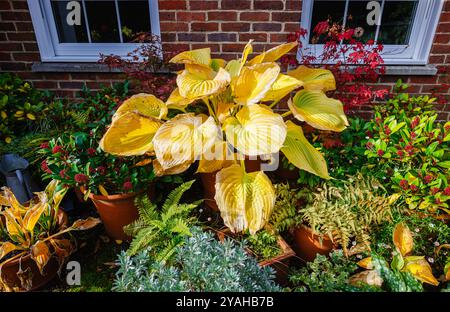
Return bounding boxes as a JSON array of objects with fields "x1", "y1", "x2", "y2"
[{"x1": 80, "y1": 186, "x2": 150, "y2": 201}]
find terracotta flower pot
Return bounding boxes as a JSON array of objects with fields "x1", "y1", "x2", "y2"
[
  {"x1": 200, "y1": 158, "x2": 263, "y2": 212},
  {"x1": 292, "y1": 225, "x2": 336, "y2": 262},
  {"x1": 87, "y1": 186, "x2": 155, "y2": 241},
  {"x1": 0, "y1": 210, "x2": 68, "y2": 292}
]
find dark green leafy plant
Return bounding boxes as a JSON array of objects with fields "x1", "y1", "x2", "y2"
[
  {"x1": 124, "y1": 180, "x2": 201, "y2": 261},
  {"x1": 289, "y1": 250, "x2": 378, "y2": 292},
  {"x1": 113, "y1": 228, "x2": 281, "y2": 292},
  {"x1": 0, "y1": 73, "x2": 52, "y2": 143},
  {"x1": 246, "y1": 229, "x2": 282, "y2": 261},
  {"x1": 269, "y1": 183, "x2": 304, "y2": 233}
]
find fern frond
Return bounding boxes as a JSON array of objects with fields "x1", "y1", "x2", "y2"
[
  {"x1": 170, "y1": 219, "x2": 191, "y2": 236},
  {"x1": 161, "y1": 180, "x2": 196, "y2": 214},
  {"x1": 127, "y1": 227, "x2": 159, "y2": 256}
]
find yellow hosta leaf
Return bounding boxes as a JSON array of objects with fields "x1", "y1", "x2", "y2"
[
  {"x1": 26, "y1": 113, "x2": 36, "y2": 120},
  {"x1": 247, "y1": 41, "x2": 298, "y2": 65},
  {"x1": 226, "y1": 40, "x2": 253, "y2": 78},
  {"x1": 14, "y1": 111, "x2": 24, "y2": 117},
  {"x1": 23, "y1": 202, "x2": 47, "y2": 233},
  {"x1": 166, "y1": 88, "x2": 195, "y2": 110},
  {"x1": 115, "y1": 93, "x2": 168, "y2": 120},
  {"x1": 197, "y1": 141, "x2": 236, "y2": 173},
  {"x1": 357, "y1": 257, "x2": 374, "y2": 269},
  {"x1": 287, "y1": 65, "x2": 336, "y2": 91},
  {"x1": 289, "y1": 90, "x2": 348, "y2": 132},
  {"x1": 281, "y1": 120, "x2": 330, "y2": 179},
  {"x1": 0, "y1": 242, "x2": 20, "y2": 261},
  {"x1": 153, "y1": 113, "x2": 219, "y2": 170},
  {"x1": 31, "y1": 241, "x2": 51, "y2": 275},
  {"x1": 262, "y1": 74, "x2": 303, "y2": 102},
  {"x1": 232, "y1": 62, "x2": 280, "y2": 106},
  {"x1": 98, "y1": 185, "x2": 109, "y2": 196},
  {"x1": 393, "y1": 222, "x2": 414, "y2": 256},
  {"x1": 169, "y1": 48, "x2": 211, "y2": 66},
  {"x1": 177, "y1": 65, "x2": 231, "y2": 100},
  {"x1": 153, "y1": 159, "x2": 192, "y2": 176},
  {"x1": 216, "y1": 101, "x2": 235, "y2": 123},
  {"x1": 214, "y1": 164, "x2": 275, "y2": 234},
  {"x1": 403, "y1": 256, "x2": 439, "y2": 286},
  {"x1": 210, "y1": 58, "x2": 227, "y2": 71},
  {"x1": 223, "y1": 105, "x2": 286, "y2": 156},
  {"x1": 99, "y1": 111, "x2": 163, "y2": 156}
]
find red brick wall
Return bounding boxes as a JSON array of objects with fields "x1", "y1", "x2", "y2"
[{"x1": 0, "y1": 0, "x2": 449, "y2": 119}]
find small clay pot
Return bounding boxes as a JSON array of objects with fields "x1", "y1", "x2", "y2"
[
  {"x1": 199, "y1": 158, "x2": 263, "y2": 212},
  {"x1": 87, "y1": 185, "x2": 155, "y2": 241},
  {"x1": 292, "y1": 225, "x2": 336, "y2": 262},
  {"x1": 0, "y1": 210, "x2": 68, "y2": 292}
]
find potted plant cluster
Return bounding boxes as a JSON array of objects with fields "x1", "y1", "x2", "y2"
[{"x1": 0, "y1": 180, "x2": 100, "y2": 291}]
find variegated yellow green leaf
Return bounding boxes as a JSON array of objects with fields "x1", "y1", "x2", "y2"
[
  {"x1": 289, "y1": 90, "x2": 348, "y2": 132},
  {"x1": 99, "y1": 112, "x2": 163, "y2": 156},
  {"x1": 262, "y1": 73, "x2": 303, "y2": 102},
  {"x1": 165, "y1": 88, "x2": 195, "y2": 111},
  {"x1": 232, "y1": 62, "x2": 280, "y2": 106},
  {"x1": 31, "y1": 240, "x2": 51, "y2": 275},
  {"x1": 98, "y1": 185, "x2": 109, "y2": 196},
  {"x1": 281, "y1": 120, "x2": 330, "y2": 179},
  {"x1": 0, "y1": 242, "x2": 20, "y2": 261},
  {"x1": 1, "y1": 188, "x2": 26, "y2": 217},
  {"x1": 153, "y1": 159, "x2": 192, "y2": 177},
  {"x1": 357, "y1": 257, "x2": 374, "y2": 269},
  {"x1": 115, "y1": 93, "x2": 168, "y2": 120},
  {"x1": 403, "y1": 256, "x2": 439, "y2": 286},
  {"x1": 393, "y1": 222, "x2": 414, "y2": 257},
  {"x1": 214, "y1": 164, "x2": 275, "y2": 234},
  {"x1": 153, "y1": 113, "x2": 220, "y2": 170},
  {"x1": 2, "y1": 209, "x2": 22, "y2": 239},
  {"x1": 177, "y1": 64, "x2": 230, "y2": 100},
  {"x1": 247, "y1": 41, "x2": 298, "y2": 65},
  {"x1": 226, "y1": 40, "x2": 254, "y2": 78},
  {"x1": 223, "y1": 105, "x2": 286, "y2": 156},
  {"x1": 169, "y1": 48, "x2": 211, "y2": 66},
  {"x1": 210, "y1": 58, "x2": 227, "y2": 71},
  {"x1": 23, "y1": 202, "x2": 47, "y2": 233},
  {"x1": 287, "y1": 65, "x2": 336, "y2": 91}
]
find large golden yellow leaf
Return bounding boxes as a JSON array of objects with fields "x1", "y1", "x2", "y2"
[
  {"x1": 287, "y1": 66, "x2": 336, "y2": 91},
  {"x1": 23, "y1": 202, "x2": 47, "y2": 233},
  {"x1": 210, "y1": 58, "x2": 227, "y2": 71},
  {"x1": 169, "y1": 48, "x2": 211, "y2": 66},
  {"x1": 357, "y1": 257, "x2": 374, "y2": 269},
  {"x1": 177, "y1": 65, "x2": 231, "y2": 100},
  {"x1": 289, "y1": 90, "x2": 348, "y2": 132},
  {"x1": 31, "y1": 240, "x2": 51, "y2": 275},
  {"x1": 281, "y1": 121, "x2": 330, "y2": 179},
  {"x1": 216, "y1": 101, "x2": 235, "y2": 123},
  {"x1": 226, "y1": 40, "x2": 254, "y2": 78},
  {"x1": 223, "y1": 105, "x2": 286, "y2": 156},
  {"x1": 232, "y1": 63, "x2": 280, "y2": 105},
  {"x1": 0, "y1": 242, "x2": 20, "y2": 261},
  {"x1": 153, "y1": 113, "x2": 220, "y2": 170},
  {"x1": 153, "y1": 159, "x2": 192, "y2": 176},
  {"x1": 247, "y1": 41, "x2": 298, "y2": 65},
  {"x1": 214, "y1": 164, "x2": 275, "y2": 234},
  {"x1": 393, "y1": 222, "x2": 414, "y2": 257},
  {"x1": 115, "y1": 93, "x2": 168, "y2": 120},
  {"x1": 166, "y1": 88, "x2": 195, "y2": 111},
  {"x1": 99, "y1": 112, "x2": 163, "y2": 156},
  {"x1": 2, "y1": 209, "x2": 22, "y2": 239},
  {"x1": 403, "y1": 256, "x2": 439, "y2": 286},
  {"x1": 262, "y1": 74, "x2": 303, "y2": 102},
  {"x1": 197, "y1": 141, "x2": 236, "y2": 173}
]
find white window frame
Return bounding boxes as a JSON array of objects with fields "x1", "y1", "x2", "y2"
[
  {"x1": 298, "y1": 0, "x2": 444, "y2": 65},
  {"x1": 27, "y1": 0, "x2": 161, "y2": 62}
]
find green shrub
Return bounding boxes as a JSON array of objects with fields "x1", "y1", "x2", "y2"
[
  {"x1": 245, "y1": 229, "x2": 282, "y2": 261},
  {"x1": 113, "y1": 228, "x2": 281, "y2": 292}
]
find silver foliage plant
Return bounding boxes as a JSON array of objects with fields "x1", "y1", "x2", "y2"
[{"x1": 113, "y1": 227, "x2": 281, "y2": 292}]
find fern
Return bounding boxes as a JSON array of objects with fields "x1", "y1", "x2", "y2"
[
  {"x1": 124, "y1": 180, "x2": 201, "y2": 261},
  {"x1": 69, "y1": 109, "x2": 91, "y2": 128}
]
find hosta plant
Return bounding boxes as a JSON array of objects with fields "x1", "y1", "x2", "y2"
[
  {"x1": 100, "y1": 41, "x2": 348, "y2": 234},
  {"x1": 0, "y1": 180, "x2": 101, "y2": 291},
  {"x1": 352, "y1": 223, "x2": 439, "y2": 289}
]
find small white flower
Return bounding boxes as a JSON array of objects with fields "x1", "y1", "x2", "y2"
[
  {"x1": 352, "y1": 241, "x2": 357, "y2": 246},
  {"x1": 207, "y1": 217, "x2": 212, "y2": 222},
  {"x1": 382, "y1": 176, "x2": 386, "y2": 180},
  {"x1": 428, "y1": 257, "x2": 434, "y2": 264},
  {"x1": 356, "y1": 254, "x2": 363, "y2": 259},
  {"x1": 199, "y1": 208, "x2": 203, "y2": 213},
  {"x1": 429, "y1": 223, "x2": 435, "y2": 228},
  {"x1": 434, "y1": 241, "x2": 440, "y2": 247},
  {"x1": 415, "y1": 228, "x2": 420, "y2": 233},
  {"x1": 365, "y1": 136, "x2": 370, "y2": 140},
  {"x1": 349, "y1": 160, "x2": 353, "y2": 164}
]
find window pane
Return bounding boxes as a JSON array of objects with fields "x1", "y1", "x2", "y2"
[
  {"x1": 118, "y1": 0, "x2": 151, "y2": 42},
  {"x1": 309, "y1": 0, "x2": 346, "y2": 43},
  {"x1": 346, "y1": 0, "x2": 377, "y2": 43},
  {"x1": 85, "y1": 1, "x2": 120, "y2": 43},
  {"x1": 378, "y1": 0, "x2": 418, "y2": 45},
  {"x1": 51, "y1": 0, "x2": 88, "y2": 43}
]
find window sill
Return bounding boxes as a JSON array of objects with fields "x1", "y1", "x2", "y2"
[
  {"x1": 31, "y1": 62, "x2": 171, "y2": 74},
  {"x1": 384, "y1": 65, "x2": 437, "y2": 76}
]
